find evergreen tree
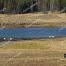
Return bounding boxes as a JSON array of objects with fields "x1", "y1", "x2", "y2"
[{"x1": 0, "y1": 0, "x2": 66, "y2": 14}]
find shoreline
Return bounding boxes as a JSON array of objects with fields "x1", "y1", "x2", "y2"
[
  {"x1": 0, "y1": 22, "x2": 66, "y2": 28},
  {"x1": 0, "y1": 36, "x2": 66, "y2": 41}
]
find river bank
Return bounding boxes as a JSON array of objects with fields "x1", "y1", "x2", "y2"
[
  {"x1": 0, "y1": 13, "x2": 66, "y2": 28},
  {"x1": 0, "y1": 22, "x2": 66, "y2": 28},
  {"x1": 0, "y1": 37, "x2": 66, "y2": 66}
]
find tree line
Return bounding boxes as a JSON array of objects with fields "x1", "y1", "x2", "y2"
[
  {"x1": 0, "y1": 0, "x2": 66, "y2": 14},
  {"x1": 38, "y1": 0, "x2": 66, "y2": 13}
]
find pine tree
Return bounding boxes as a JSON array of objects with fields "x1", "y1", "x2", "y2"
[{"x1": 0, "y1": 0, "x2": 66, "y2": 14}]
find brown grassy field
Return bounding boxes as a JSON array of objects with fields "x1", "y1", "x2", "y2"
[
  {"x1": 0, "y1": 13, "x2": 66, "y2": 23},
  {"x1": 0, "y1": 13, "x2": 66, "y2": 28},
  {"x1": 0, "y1": 13, "x2": 66, "y2": 66},
  {"x1": 0, "y1": 38, "x2": 66, "y2": 66}
]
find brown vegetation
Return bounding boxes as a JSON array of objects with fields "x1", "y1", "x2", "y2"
[
  {"x1": 0, "y1": 38, "x2": 66, "y2": 66},
  {"x1": 0, "y1": 13, "x2": 66, "y2": 28}
]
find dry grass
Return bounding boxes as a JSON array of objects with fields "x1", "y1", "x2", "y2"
[
  {"x1": 0, "y1": 13, "x2": 66, "y2": 28},
  {"x1": 0, "y1": 13, "x2": 66, "y2": 66},
  {"x1": 0, "y1": 38, "x2": 66, "y2": 51},
  {"x1": 0, "y1": 38, "x2": 66, "y2": 66},
  {"x1": 0, "y1": 13, "x2": 66, "y2": 23},
  {"x1": 0, "y1": 49, "x2": 66, "y2": 66}
]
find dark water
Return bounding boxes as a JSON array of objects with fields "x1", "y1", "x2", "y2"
[{"x1": 0, "y1": 28, "x2": 66, "y2": 39}]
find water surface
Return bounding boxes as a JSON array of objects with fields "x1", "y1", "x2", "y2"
[{"x1": 0, "y1": 28, "x2": 66, "y2": 39}]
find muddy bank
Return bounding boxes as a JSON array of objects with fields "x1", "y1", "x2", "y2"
[{"x1": 0, "y1": 22, "x2": 66, "y2": 28}]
